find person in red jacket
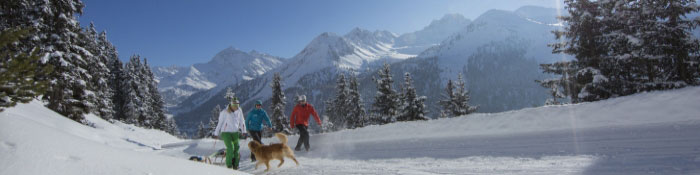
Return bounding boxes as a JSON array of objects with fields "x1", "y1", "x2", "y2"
[{"x1": 289, "y1": 95, "x2": 321, "y2": 151}]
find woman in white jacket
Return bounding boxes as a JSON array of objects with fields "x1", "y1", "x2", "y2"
[{"x1": 213, "y1": 98, "x2": 246, "y2": 169}]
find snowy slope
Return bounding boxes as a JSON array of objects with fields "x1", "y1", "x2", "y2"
[
  {"x1": 165, "y1": 86, "x2": 700, "y2": 174},
  {"x1": 0, "y1": 100, "x2": 248, "y2": 175},
  {"x1": 4, "y1": 86, "x2": 698, "y2": 174}
]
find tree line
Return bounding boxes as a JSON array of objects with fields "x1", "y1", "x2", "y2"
[
  {"x1": 0, "y1": 0, "x2": 177, "y2": 135},
  {"x1": 538, "y1": 0, "x2": 700, "y2": 104}
]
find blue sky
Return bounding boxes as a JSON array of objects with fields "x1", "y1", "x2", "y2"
[{"x1": 79, "y1": 0, "x2": 563, "y2": 66}]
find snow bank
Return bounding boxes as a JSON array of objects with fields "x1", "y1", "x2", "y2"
[
  {"x1": 320, "y1": 86, "x2": 700, "y2": 144},
  {"x1": 0, "y1": 100, "x2": 248, "y2": 175}
]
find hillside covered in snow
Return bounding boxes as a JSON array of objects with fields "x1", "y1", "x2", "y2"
[
  {"x1": 3, "y1": 86, "x2": 698, "y2": 174},
  {"x1": 0, "y1": 100, "x2": 247, "y2": 175}
]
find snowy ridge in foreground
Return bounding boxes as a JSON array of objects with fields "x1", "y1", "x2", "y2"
[
  {"x1": 0, "y1": 100, "x2": 248, "y2": 175},
  {"x1": 248, "y1": 87, "x2": 700, "y2": 174},
  {"x1": 325, "y1": 86, "x2": 700, "y2": 143},
  {"x1": 2, "y1": 87, "x2": 699, "y2": 175}
]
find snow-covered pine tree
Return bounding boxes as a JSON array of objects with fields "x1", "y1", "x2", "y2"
[
  {"x1": 0, "y1": 27, "x2": 53, "y2": 111},
  {"x1": 638, "y1": 0, "x2": 700, "y2": 87},
  {"x1": 371, "y1": 63, "x2": 400, "y2": 124},
  {"x1": 162, "y1": 117, "x2": 180, "y2": 136},
  {"x1": 195, "y1": 121, "x2": 206, "y2": 139},
  {"x1": 346, "y1": 75, "x2": 366, "y2": 128},
  {"x1": 224, "y1": 87, "x2": 236, "y2": 102},
  {"x1": 83, "y1": 22, "x2": 115, "y2": 120},
  {"x1": 136, "y1": 58, "x2": 156, "y2": 128},
  {"x1": 326, "y1": 74, "x2": 349, "y2": 131},
  {"x1": 121, "y1": 55, "x2": 153, "y2": 126},
  {"x1": 541, "y1": 0, "x2": 700, "y2": 103},
  {"x1": 398, "y1": 72, "x2": 428, "y2": 121},
  {"x1": 142, "y1": 58, "x2": 168, "y2": 129},
  {"x1": 535, "y1": 78, "x2": 566, "y2": 105},
  {"x1": 102, "y1": 31, "x2": 126, "y2": 121},
  {"x1": 31, "y1": 0, "x2": 94, "y2": 123},
  {"x1": 438, "y1": 79, "x2": 456, "y2": 118},
  {"x1": 121, "y1": 56, "x2": 140, "y2": 125},
  {"x1": 208, "y1": 105, "x2": 221, "y2": 137},
  {"x1": 542, "y1": 0, "x2": 610, "y2": 103},
  {"x1": 452, "y1": 74, "x2": 478, "y2": 116},
  {"x1": 270, "y1": 73, "x2": 290, "y2": 134}
]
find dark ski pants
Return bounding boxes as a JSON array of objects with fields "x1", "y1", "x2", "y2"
[
  {"x1": 248, "y1": 130, "x2": 262, "y2": 161},
  {"x1": 295, "y1": 124, "x2": 310, "y2": 151}
]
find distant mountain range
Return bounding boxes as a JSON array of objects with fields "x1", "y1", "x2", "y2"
[
  {"x1": 158, "y1": 6, "x2": 574, "y2": 135},
  {"x1": 152, "y1": 47, "x2": 284, "y2": 112}
]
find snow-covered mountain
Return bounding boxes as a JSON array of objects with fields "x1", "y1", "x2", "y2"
[
  {"x1": 173, "y1": 28, "x2": 416, "y2": 134},
  {"x1": 420, "y1": 6, "x2": 566, "y2": 77},
  {"x1": 400, "y1": 6, "x2": 569, "y2": 112},
  {"x1": 395, "y1": 13, "x2": 472, "y2": 54},
  {"x1": 152, "y1": 47, "x2": 284, "y2": 111},
  {"x1": 171, "y1": 6, "x2": 568, "y2": 133}
]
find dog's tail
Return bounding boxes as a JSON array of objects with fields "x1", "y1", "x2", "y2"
[{"x1": 275, "y1": 133, "x2": 288, "y2": 145}]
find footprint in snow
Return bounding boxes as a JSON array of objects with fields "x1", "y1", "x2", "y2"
[
  {"x1": 54, "y1": 155, "x2": 82, "y2": 162},
  {"x1": 1, "y1": 141, "x2": 16, "y2": 150}
]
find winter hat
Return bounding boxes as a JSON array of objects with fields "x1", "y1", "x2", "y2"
[
  {"x1": 255, "y1": 100, "x2": 263, "y2": 105},
  {"x1": 298, "y1": 95, "x2": 307, "y2": 102},
  {"x1": 230, "y1": 97, "x2": 240, "y2": 108}
]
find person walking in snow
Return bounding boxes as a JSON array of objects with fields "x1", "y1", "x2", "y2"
[
  {"x1": 289, "y1": 95, "x2": 321, "y2": 151},
  {"x1": 212, "y1": 97, "x2": 247, "y2": 170},
  {"x1": 245, "y1": 100, "x2": 272, "y2": 161}
]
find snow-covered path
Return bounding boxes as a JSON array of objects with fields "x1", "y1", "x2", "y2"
[
  {"x1": 168, "y1": 120, "x2": 699, "y2": 175},
  {"x1": 273, "y1": 121, "x2": 700, "y2": 174},
  {"x1": 163, "y1": 87, "x2": 700, "y2": 175}
]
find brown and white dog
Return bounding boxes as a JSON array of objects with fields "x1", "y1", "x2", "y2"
[{"x1": 248, "y1": 133, "x2": 299, "y2": 171}]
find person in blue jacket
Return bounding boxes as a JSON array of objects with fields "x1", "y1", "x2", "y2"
[{"x1": 245, "y1": 100, "x2": 272, "y2": 162}]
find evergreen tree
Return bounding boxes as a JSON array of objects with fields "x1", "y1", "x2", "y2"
[
  {"x1": 225, "y1": 87, "x2": 236, "y2": 102},
  {"x1": 195, "y1": 122, "x2": 206, "y2": 139},
  {"x1": 121, "y1": 55, "x2": 152, "y2": 126},
  {"x1": 371, "y1": 63, "x2": 400, "y2": 124},
  {"x1": 640, "y1": 0, "x2": 700, "y2": 86},
  {"x1": 326, "y1": 74, "x2": 349, "y2": 131},
  {"x1": 162, "y1": 117, "x2": 179, "y2": 136},
  {"x1": 269, "y1": 73, "x2": 290, "y2": 134},
  {"x1": 535, "y1": 78, "x2": 566, "y2": 105},
  {"x1": 37, "y1": 0, "x2": 93, "y2": 123},
  {"x1": 0, "y1": 27, "x2": 53, "y2": 111},
  {"x1": 83, "y1": 22, "x2": 115, "y2": 120},
  {"x1": 397, "y1": 72, "x2": 428, "y2": 121},
  {"x1": 346, "y1": 75, "x2": 366, "y2": 128},
  {"x1": 103, "y1": 32, "x2": 125, "y2": 121},
  {"x1": 541, "y1": 0, "x2": 700, "y2": 103},
  {"x1": 438, "y1": 80, "x2": 456, "y2": 118},
  {"x1": 143, "y1": 58, "x2": 168, "y2": 129},
  {"x1": 544, "y1": 0, "x2": 608, "y2": 103},
  {"x1": 452, "y1": 74, "x2": 478, "y2": 116},
  {"x1": 208, "y1": 105, "x2": 221, "y2": 137}
]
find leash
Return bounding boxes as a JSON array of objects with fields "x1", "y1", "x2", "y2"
[{"x1": 212, "y1": 123, "x2": 227, "y2": 153}]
